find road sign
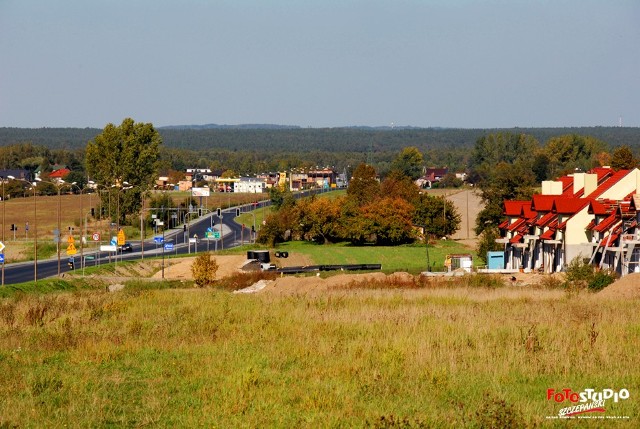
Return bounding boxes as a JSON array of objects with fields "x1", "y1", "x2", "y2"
[
  {"x1": 164, "y1": 243, "x2": 174, "y2": 251},
  {"x1": 67, "y1": 243, "x2": 77, "y2": 255},
  {"x1": 92, "y1": 232, "x2": 101, "y2": 241},
  {"x1": 100, "y1": 245, "x2": 117, "y2": 252},
  {"x1": 68, "y1": 235, "x2": 75, "y2": 244},
  {"x1": 153, "y1": 236, "x2": 164, "y2": 244},
  {"x1": 110, "y1": 237, "x2": 117, "y2": 246},
  {"x1": 117, "y1": 229, "x2": 125, "y2": 246},
  {"x1": 0, "y1": 254, "x2": 4, "y2": 264},
  {"x1": 0, "y1": 241, "x2": 5, "y2": 253},
  {"x1": 213, "y1": 231, "x2": 220, "y2": 239}
]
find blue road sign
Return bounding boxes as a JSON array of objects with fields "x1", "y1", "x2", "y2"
[
  {"x1": 164, "y1": 243, "x2": 174, "y2": 251},
  {"x1": 0, "y1": 254, "x2": 4, "y2": 264},
  {"x1": 154, "y1": 236, "x2": 164, "y2": 244}
]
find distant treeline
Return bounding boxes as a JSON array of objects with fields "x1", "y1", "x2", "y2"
[{"x1": 1, "y1": 126, "x2": 639, "y2": 174}]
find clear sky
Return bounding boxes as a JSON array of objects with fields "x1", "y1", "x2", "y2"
[{"x1": 1, "y1": 0, "x2": 638, "y2": 129}]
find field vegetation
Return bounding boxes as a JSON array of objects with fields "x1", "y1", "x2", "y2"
[{"x1": 0, "y1": 274, "x2": 637, "y2": 427}]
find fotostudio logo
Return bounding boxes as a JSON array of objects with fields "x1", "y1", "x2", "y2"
[{"x1": 546, "y1": 388, "x2": 631, "y2": 420}]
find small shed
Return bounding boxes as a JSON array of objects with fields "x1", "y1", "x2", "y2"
[
  {"x1": 445, "y1": 254, "x2": 473, "y2": 272},
  {"x1": 487, "y1": 251, "x2": 505, "y2": 270}
]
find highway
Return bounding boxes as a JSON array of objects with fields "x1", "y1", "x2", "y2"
[{"x1": 1, "y1": 205, "x2": 260, "y2": 285}]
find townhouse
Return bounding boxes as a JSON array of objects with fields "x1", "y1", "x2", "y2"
[{"x1": 498, "y1": 167, "x2": 640, "y2": 276}]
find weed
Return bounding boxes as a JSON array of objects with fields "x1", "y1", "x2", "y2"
[
  {"x1": 473, "y1": 392, "x2": 527, "y2": 429},
  {"x1": 464, "y1": 274, "x2": 505, "y2": 288},
  {"x1": 0, "y1": 302, "x2": 16, "y2": 327},
  {"x1": 365, "y1": 414, "x2": 431, "y2": 428},
  {"x1": 520, "y1": 324, "x2": 542, "y2": 353},
  {"x1": 537, "y1": 275, "x2": 564, "y2": 289},
  {"x1": 589, "y1": 322, "x2": 599, "y2": 349},
  {"x1": 215, "y1": 271, "x2": 277, "y2": 291},
  {"x1": 25, "y1": 301, "x2": 48, "y2": 327}
]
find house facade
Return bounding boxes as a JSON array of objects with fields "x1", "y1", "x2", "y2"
[{"x1": 498, "y1": 167, "x2": 640, "y2": 276}]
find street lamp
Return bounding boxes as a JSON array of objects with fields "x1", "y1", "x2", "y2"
[
  {"x1": 42, "y1": 179, "x2": 65, "y2": 276},
  {"x1": 1, "y1": 175, "x2": 5, "y2": 286},
  {"x1": 8, "y1": 175, "x2": 38, "y2": 283}
]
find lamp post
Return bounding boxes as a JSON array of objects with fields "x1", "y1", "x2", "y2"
[
  {"x1": 68, "y1": 181, "x2": 87, "y2": 273},
  {"x1": 38, "y1": 178, "x2": 71, "y2": 277},
  {"x1": 8, "y1": 175, "x2": 38, "y2": 283},
  {"x1": 1, "y1": 176, "x2": 5, "y2": 286}
]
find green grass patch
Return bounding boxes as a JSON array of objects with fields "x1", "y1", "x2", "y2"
[
  {"x1": 0, "y1": 278, "x2": 93, "y2": 298},
  {"x1": 274, "y1": 240, "x2": 476, "y2": 273}
]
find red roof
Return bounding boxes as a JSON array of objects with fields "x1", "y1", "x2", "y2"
[
  {"x1": 536, "y1": 212, "x2": 556, "y2": 227},
  {"x1": 504, "y1": 200, "x2": 531, "y2": 216},
  {"x1": 540, "y1": 229, "x2": 556, "y2": 240},
  {"x1": 49, "y1": 168, "x2": 71, "y2": 179},
  {"x1": 532, "y1": 194, "x2": 557, "y2": 211},
  {"x1": 509, "y1": 234, "x2": 523, "y2": 244},
  {"x1": 507, "y1": 218, "x2": 526, "y2": 232},
  {"x1": 587, "y1": 169, "x2": 631, "y2": 198},
  {"x1": 560, "y1": 177, "x2": 574, "y2": 196},
  {"x1": 593, "y1": 214, "x2": 619, "y2": 233},
  {"x1": 590, "y1": 167, "x2": 615, "y2": 181},
  {"x1": 588, "y1": 200, "x2": 609, "y2": 216},
  {"x1": 552, "y1": 198, "x2": 591, "y2": 215},
  {"x1": 600, "y1": 233, "x2": 619, "y2": 247}
]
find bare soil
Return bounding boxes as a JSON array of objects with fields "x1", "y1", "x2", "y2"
[{"x1": 596, "y1": 273, "x2": 640, "y2": 299}]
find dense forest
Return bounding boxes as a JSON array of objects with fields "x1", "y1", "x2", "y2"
[{"x1": 1, "y1": 125, "x2": 639, "y2": 176}]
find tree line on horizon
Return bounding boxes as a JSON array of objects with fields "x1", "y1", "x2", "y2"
[{"x1": 3, "y1": 119, "x2": 640, "y2": 255}]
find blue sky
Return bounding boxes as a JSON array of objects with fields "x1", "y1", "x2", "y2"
[{"x1": 1, "y1": 0, "x2": 638, "y2": 128}]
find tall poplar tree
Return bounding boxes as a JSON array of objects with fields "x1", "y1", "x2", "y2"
[{"x1": 85, "y1": 118, "x2": 161, "y2": 225}]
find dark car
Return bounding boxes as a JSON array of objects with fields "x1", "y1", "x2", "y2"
[{"x1": 119, "y1": 242, "x2": 133, "y2": 252}]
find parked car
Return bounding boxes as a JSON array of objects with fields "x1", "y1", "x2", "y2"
[{"x1": 119, "y1": 242, "x2": 133, "y2": 252}]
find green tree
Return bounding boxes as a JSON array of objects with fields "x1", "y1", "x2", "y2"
[
  {"x1": 413, "y1": 194, "x2": 461, "y2": 237},
  {"x1": 469, "y1": 133, "x2": 539, "y2": 184},
  {"x1": 475, "y1": 161, "x2": 536, "y2": 235},
  {"x1": 610, "y1": 146, "x2": 636, "y2": 170},
  {"x1": 346, "y1": 163, "x2": 380, "y2": 207},
  {"x1": 85, "y1": 118, "x2": 162, "y2": 224},
  {"x1": 476, "y1": 227, "x2": 503, "y2": 264},
  {"x1": 542, "y1": 134, "x2": 607, "y2": 177},
  {"x1": 390, "y1": 147, "x2": 424, "y2": 180}
]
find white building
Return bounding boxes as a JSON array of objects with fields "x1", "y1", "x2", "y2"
[{"x1": 234, "y1": 177, "x2": 266, "y2": 194}]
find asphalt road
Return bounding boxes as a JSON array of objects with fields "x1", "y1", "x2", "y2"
[
  {"x1": 0, "y1": 205, "x2": 259, "y2": 285},
  {"x1": 1, "y1": 189, "x2": 334, "y2": 286}
]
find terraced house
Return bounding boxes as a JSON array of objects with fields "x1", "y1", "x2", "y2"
[{"x1": 498, "y1": 167, "x2": 640, "y2": 276}]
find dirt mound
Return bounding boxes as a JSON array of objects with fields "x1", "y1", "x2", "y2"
[
  {"x1": 597, "y1": 273, "x2": 640, "y2": 299},
  {"x1": 151, "y1": 255, "x2": 248, "y2": 280},
  {"x1": 262, "y1": 272, "x2": 388, "y2": 296}
]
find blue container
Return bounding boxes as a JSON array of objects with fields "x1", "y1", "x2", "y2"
[{"x1": 487, "y1": 251, "x2": 505, "y2": 270}]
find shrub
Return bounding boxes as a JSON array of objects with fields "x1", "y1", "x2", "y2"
[
  {"x1": 588, "y1": 269, "x2": 616, "y2": 292},
  {"x1": 190, "y1": 252, "x2": 219, "y2": 287},
  {"x1": 564, "y1": 256, "x2": 617, "y2": 292}
]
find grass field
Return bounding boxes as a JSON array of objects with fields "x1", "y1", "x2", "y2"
[
  {"x1": 0, "y1": 281, "x2": 637, "y2": 427},
  {"x1": 275, "y1": 240, "x2": 475, "y2": 273}
]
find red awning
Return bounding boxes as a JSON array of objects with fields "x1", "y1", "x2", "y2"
[
  {"x1": 540, "y1": 229, "x2": 556, "y2": 240},
  {"x1": 600, "y1": 234, "x2": 619, "y2": 247},
  {"x1": 509, "y1": 234, "x2": 523, "y2": 244}
]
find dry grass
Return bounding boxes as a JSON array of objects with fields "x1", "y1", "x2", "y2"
[{"x1": 0, "y1": 278, "x2": 637, "y2": 427}]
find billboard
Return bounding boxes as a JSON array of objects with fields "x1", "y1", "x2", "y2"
[{"x1": 192, "y1": 187, "x2": 210, "y2": 197}]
